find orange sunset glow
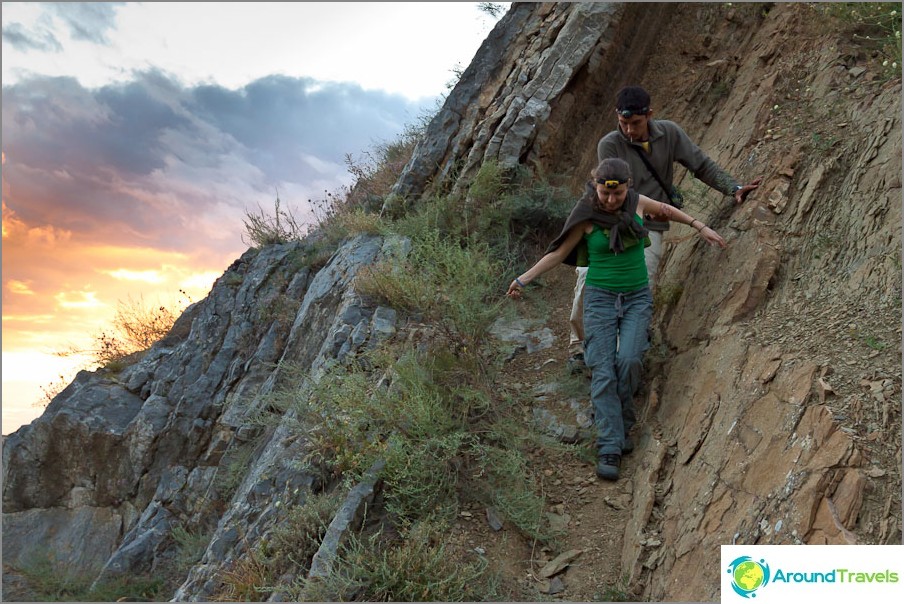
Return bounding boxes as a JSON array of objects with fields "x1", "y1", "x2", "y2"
[
  {"x1": 2, "y1": 182, "x2": 243, "y2": 434},
  {"x1": 2, "y1": 3, "x2": 497, "y2": 435}
]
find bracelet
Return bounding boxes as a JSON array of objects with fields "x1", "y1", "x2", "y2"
[
  {"x1": 690, "y1": 219, "x2": 701, "y2": 230},
  {"x1": 515, "y1": 277, "x2": 526, "y2": 288}
]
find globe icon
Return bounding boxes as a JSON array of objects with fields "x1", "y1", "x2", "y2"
[{"x1": 733, "y1": 560, "x2": 765, "y2": 592}]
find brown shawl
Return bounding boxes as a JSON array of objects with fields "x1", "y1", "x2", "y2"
[{"x1": 545, "y1": 182, "x2": 650, "y2": 267}]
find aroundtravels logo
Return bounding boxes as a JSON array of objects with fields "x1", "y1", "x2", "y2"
[
  {"x1": 726, "y1": 556, "x2": 771, "y2": 598},
  {"x1": 722, "y1": 545, "x2": 904, "y2": 602}
]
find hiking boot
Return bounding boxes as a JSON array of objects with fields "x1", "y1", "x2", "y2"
[
  {"x1": 567, "y1": 352, "x2": 585, "y2": 373},
  {"x1": 622, "y1": 436, "x2": 635, "y2": 454},
  {"x1": 568, "y1": 352, "x2": 587, "y2": 375},
  {"x1": 596, "y1": 453, "x2": 621, "y2": 481}
]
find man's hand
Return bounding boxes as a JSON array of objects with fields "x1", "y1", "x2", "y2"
[{"x1": 734, "y1": 178, "x2": 762, "y2": 204}]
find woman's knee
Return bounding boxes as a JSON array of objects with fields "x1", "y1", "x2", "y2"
[{"x1": 615, "y1": 353, "x2": 644, "y2": 374}]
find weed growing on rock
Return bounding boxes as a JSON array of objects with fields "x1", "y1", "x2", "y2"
[
  {"x1": 242, "y1": 193, "x2": 307, "y2": 247},
  {"x1": 12, "y1": 550, "x2": 164, "y2": 602},
  {"x1": 53, "y1": 294, "x2": 185, "y2": 376},
  {"x1": 820, "y1": 2, "x2": 902, "y2": 76},
  {"x1": 294, "y1": 521, "x2": 498, "y2": 602}
]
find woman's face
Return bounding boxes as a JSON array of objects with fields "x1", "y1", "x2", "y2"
[{"x1": 594, "y1": 180, "x2": 628, "y2": 212}]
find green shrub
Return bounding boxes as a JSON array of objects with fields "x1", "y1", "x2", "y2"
[
  {"x1": 215, "y1": 437, "x2": 261, "y2": 500},
  {"x1": 382, "y1": 431, "x2": 468, "y2": 524},
  {"x1": 172, "y1": 525, "x2": 213, "y2": 572},
  {"x1": 13, "y1": 551, "x2": 164, "y2": 602},
  {"x1": 297, "y1": 522, "x2": 497, "y2": 602},
  {"x1": 354, "y1": 229, "x2": 507, "y2": 352},
  {"x1": 478, "y1": 446, "x2": 558, "y2": 544},
  {"x1": 212, "y1": 547, "x2": 274, "y2": 601},
  {"x1": 263, "y1": 490, "x2": 343, "y2": 577},
  {"x1": 294, "y1": 364, "x2": 389, "y2": 477}
]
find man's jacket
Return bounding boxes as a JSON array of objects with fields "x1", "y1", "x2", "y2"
[{"x1": 597, "y1": 119, "x2": 738, "y2": 232}]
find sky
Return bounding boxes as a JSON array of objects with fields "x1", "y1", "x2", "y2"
[{"x1": 1, "y1": 2, "x2": 509, "y2": 435}]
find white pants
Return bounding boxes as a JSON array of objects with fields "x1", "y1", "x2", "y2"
[
  {"x1": 568, "y1": 230, "x2": 663, "y2": 354},
  {"x1": 644, "y1": 230, "x2": 663, "y2": 291},
  {"x1": 568, "y1": 266, "x2": 588, "y2": 353}
]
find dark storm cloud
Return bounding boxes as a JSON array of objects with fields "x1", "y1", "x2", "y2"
[
  {"x1": 190, "y1": 75, "x2": 431, "y2": 182},
  {"x1": 47, "y1": 2, "x2": 126, "y2": 44},
  {"x1": 4, "y1": 74, "x2": 189, "y2": 177},
  {"x1": 2, "y1": 71, "x2": 434, "y2": 254},
  {"x1": 2, "y1": 21, "x2": 63, "y2": 53}
]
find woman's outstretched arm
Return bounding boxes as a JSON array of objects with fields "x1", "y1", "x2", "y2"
[
  {"x1": 507, "y1": 222, "x2": 587, "y2": 298},
  {"x1": 638, "y1": 195, "x2": 726, "y2": 248}
]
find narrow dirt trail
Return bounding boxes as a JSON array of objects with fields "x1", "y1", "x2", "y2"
[{"x1": 447, "y1": 265, "x2": 644, "y2": 601}]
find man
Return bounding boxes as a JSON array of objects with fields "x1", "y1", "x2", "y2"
[{"x1": 567, "y1": 85, "x2": 760, "y2": 373}]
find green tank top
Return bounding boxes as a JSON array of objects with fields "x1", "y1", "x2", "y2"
[{"x1": 584, "y1": 218, "x2": 649, "y2": 292}]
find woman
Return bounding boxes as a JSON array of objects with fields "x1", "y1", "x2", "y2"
[{"x1": 507, "y1": 158, "x2": 726, "y2": 480}]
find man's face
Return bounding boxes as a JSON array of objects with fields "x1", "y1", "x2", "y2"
[{"x1": 617, "y1": 112, "x2": 651, "y2": 142}]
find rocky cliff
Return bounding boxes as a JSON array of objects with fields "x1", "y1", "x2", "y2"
[{"x1": 3, "y1": 3, "x2": 901, "y2": 602}]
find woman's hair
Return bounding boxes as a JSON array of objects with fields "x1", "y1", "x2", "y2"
[{"x1": 592, "y1": 157, "x2": 632, "y2": 183}]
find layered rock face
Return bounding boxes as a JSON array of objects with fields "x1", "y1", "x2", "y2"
[
  {"x1": 395, "y1": 4, "x2": 901, "y2": 598},
  {"x1": 3, "y1": 3, "x2": 900, "y2": 601}
]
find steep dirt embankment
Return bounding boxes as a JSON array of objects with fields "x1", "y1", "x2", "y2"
[{"x1": 395, "y1": 2, "x2": 901, "y2": 600}]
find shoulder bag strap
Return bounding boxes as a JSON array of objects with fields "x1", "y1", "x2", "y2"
[{"x1": 630, "y1": 144, "x2": 673, "y2": 204}]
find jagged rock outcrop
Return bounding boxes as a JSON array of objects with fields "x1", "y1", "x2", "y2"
[
  {"x1": 3, "y1": 235, "x2": 403, "y2": 597},
  {"x1": 3, "y1": 3, "x2": 900, "y2": 602},
  {"x1": 390, "y1": 2, "x2": 674, "y2": 202}
]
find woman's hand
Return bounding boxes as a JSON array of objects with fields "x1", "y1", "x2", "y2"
[
  {"x1": 698, "y1": 225, "x2": 727, "y2": 248},
  {"x1": 507, "y1": 280, "x2": 524, "y2": 298}
]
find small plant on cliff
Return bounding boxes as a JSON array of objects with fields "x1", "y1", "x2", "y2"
[
  {"x1": 241, "y1": 119, "x2": 423, "y2": 255},
  {"x1": 354, "y1": 228, "x2": 508, "y2": 356},
  {"x1": 14, "y1": 550, "x2": 164, "y2": 601},
  {"x1": 172, "y1": 525, "x2": 213, "y2": 573},
  {"x1": 599, "y1": 574, "x2": 632, "y2": 602},
  {"x1": 242, "y1": 192, "x2": 307, "y2": 247},
  {"x1": 478, "y1": 2, "x2": 506, "y2": 18},
  {"x1": 263, "y1": 489, "x2": 343, "y2": 575},
  {"x1": 54, "y1": 294, "x2": 184, "y2": 375},
  {"x1": 344, "y1": 121, "x2": 424, "y2": 210},
  {"x1": 36, "y1": 372, "x2": 76, "y2": 407},
  {"x1": 819, "y1": 3, "x2": 902, "y2": 76},
  {"x1": 214, "y1": 544, "x2": 274, "y2": 601},
  {"x1": 294, "y1": 521, "x2": 498, "y2": 602}
]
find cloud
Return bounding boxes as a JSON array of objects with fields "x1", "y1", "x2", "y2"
[
  {"x1": 101, "y1": 269, "x2": 166, "y2": 284},
  {"x1": 6, "y1": 280, "x2": 36, "y2": 296},
  {"x1": 189, "y1": 75, "x2": 431, "y2": 182},
  {"x1": 2, "y1": 68, "x2": 436, "y2": 433},
  {"x1": 2, "y1": 3, "x2": 124, "y2": 55},
  {"x1": 47, "y1": 2, "x2": 125, "y2": 45},
  {"x1": 2, "y1": 71, "x2": 431, "y2": 254},
  {"x1": 1, "y1": 21, "x2": 63, "y2": 53},
  {"x1": 54, "y1": 289, "x2": 105, "y2": 310}
]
